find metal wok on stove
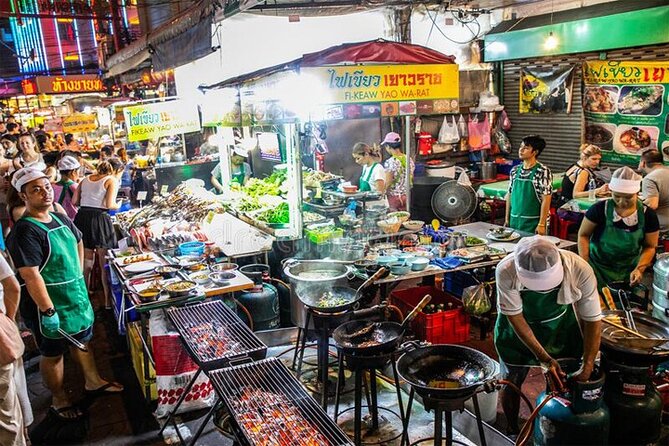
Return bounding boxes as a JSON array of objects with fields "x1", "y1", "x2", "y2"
[{"x1": 397, "y1": 344, "x2": 498, "y2": 401}]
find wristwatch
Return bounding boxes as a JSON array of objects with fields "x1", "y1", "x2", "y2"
[{"x1": 41, "y1": 307, "x2": 56, "y2": 317}]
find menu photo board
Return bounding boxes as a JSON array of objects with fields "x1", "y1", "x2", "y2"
[
  {"x1": 122, "y1": 100, "x2": 201, "y2": 142},
  {"x1": 583, "y1": 60, "x2": 669, "y2": 165},
  {"x1": 62, "y1": 113, "x2": 98, "y2": 133}
]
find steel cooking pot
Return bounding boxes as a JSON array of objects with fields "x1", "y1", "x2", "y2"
[{"x1": 283, "y1": 260, "x2": 354, "y2": 328}]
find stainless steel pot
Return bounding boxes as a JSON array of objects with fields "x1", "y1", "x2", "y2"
[
  {"x1": 282, "y1": 260, "x2": 354, "y2": 328},
  {"x1": 481, "y1": 161, "x2": 497, "y2": 180}
]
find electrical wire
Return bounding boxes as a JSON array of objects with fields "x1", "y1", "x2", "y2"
[{"x1": 424, "y1": 7, "x2": 480, "y2": 45}]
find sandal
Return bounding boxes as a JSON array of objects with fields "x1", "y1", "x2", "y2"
[
  {"x1": 49, "y1": 405, "x2": 83, "y2": 421},
  {"x1": 85, "y1": 381, "x2": 124, "y2": 397}
]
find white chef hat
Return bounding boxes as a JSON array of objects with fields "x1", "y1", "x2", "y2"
[
  {"x1": 514, "y1": 236, "x2": 564, "y2": 291},
  {"x1": 609, "y1": 166, "x2": 641, "y2": 194},
  {"x1": 12, "y1": 167, "x2": 49, "y2": 192}
]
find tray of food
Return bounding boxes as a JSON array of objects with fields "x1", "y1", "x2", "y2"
[
  {"x1": 465, "y1": 235, "x2": 488, "y2": 247},
  {"x1": 450, "y1": 245, "x2": 504, "y2": 263}
]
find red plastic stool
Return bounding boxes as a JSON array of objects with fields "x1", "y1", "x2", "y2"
[
  {"x1": 557, "y1": 215, "x2": 583, "y2": 240},
  {"x1": 489, "y1": 198, "x2": 506, "y2": 224},
  {"x1": 549, "y1": 207, "x2": 558, "y2": 236}
]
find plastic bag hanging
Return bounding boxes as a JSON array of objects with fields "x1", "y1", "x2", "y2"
[
  {"x1": 457, "y1": 114, "x2": 468, "y2": 137},
  {"x1": 467, "y1": 113, "x2": 491, "y2": 151},
  {"x1": 438, "y1": 115, "x2": 460, "y2": 144},
  {"x1": 501, "y1": 109, "x2": 512, "y2": 131}
]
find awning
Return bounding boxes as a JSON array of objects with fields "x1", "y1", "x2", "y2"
[
  {"x1": 104, "y1": 0, "x2": 214, "y2": 79},
  {"x1": 202, "y1": 39, "x2": 456, "y2": 90}
]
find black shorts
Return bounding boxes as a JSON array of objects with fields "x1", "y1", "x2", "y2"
[
  {"x1": 24, "y1": 314, "x2": 93, "y2": 357},
  {"x1": 74, "y1": 207, "x2": 117, "y2": 250}
]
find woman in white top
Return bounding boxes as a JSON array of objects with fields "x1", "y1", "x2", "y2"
[
  {"x1": 352, "y1": 142, "x2": 386, "y2": 194},
  {"x1": 72, "y1": 161, "x2": 122, "y2": 305},
  {"x1": 11, "y1": 134, "x2": 46, "y2": 173}
]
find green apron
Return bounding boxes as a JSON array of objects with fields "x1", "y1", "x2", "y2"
[
  {"x1": 57, "y1": 179, "x2": 75, "y2": 204},
  {"x1": 494, "y1": 286, "x2": 583, "y2": 367},
  {"x1": 359, "y1": 163, "x2": 379, "y2": 192},
  {"x1": 589, "y1": 199, "x2": 645, "y2": 300},
  {"x1": 509, "y1": 164, "x2": 542, "y2": 233},
  {"x1": 23, "y1": 213, "x2": 93, "y2": 339},
  {"x1": 231, "y1": 164, "x2": 246, "y2": 185}
]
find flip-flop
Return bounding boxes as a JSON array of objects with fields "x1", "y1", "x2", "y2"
[
  {"x1": 85, "y1": 382, "x2": 124, "y2": 397},
  {"x1": 49, "y1": 405, "x2": 83, "y2": 421}
]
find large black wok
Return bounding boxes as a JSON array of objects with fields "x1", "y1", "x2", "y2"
[
  {"x1": 333, "y1": 294, "x2": 432, "y2": 355},
  {"x1": 298, "y1": 267, "x2": 387, "y2": 314},
  {"x1": 397, "y1": 344, "x2": 498, "y2": 400}
]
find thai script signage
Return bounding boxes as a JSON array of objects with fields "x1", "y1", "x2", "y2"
[
  {"x1": 122, "y1": 100, "x2": 201, "y2": 142},
  {"x1": 582, "y1": 61, "x2": 669, "y2": 165},
  {"x1": 22, "y1": 75, "x2": 105, "y2": 95},
  {"x1": 62, "y1": 113, "x2": 98, "y2": 133},
  {"x1": 303, "y1": 64, "x2": 459, "y2": 104}
]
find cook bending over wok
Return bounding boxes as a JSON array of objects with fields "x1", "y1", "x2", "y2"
[{"x1": 494, "y1": 236, "x2": 602, "y2": 435}]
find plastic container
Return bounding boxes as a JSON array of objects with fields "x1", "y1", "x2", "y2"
[
  {"x1": 305, "y1": 227, "x2": 344, "y2": 245},
  {"x1": 443, "y1": 271, "x2": 481, "y2": 298},
  {"x1": 390, "y1": 286, "x2": 470, "y2": 344},
  {"x1": 178, "y1": 241, "x2": 205, "y2": 256},
  {"x1": 464, "y1": 359, "x2": 500, "y2": 423}
]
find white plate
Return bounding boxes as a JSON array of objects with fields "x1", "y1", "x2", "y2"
[
  {"x1": 488, "y1": 242, "x2": 518, "y2": 253},
  {"x1": 542, "y1": 235, "x2": 561, "y2": 246},
  {"x1": 486, "y1": 231, "x2": 521, "y2": 242},
  {"x1": 124, "y1": 260, "x2": 162, "y2": 274}
]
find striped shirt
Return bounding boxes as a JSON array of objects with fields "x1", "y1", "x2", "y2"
[{"x1": 508, "y1": 162, "x2": 553, "y2": 201}]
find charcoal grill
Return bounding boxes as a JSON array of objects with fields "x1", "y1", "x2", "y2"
[
  {"x1": 159, "y1": 300, "x2": 268, "y2": 446},
  {"x1": 210, "y1": 357, "x2": 353, "y2": 446}
]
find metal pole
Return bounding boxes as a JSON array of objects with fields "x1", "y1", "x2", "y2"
[{"x1": 404, "y1": 115, "x2": 411, "y2": 212}]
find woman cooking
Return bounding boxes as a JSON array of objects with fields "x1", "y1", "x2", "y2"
[
  {"x1": 352, "y1": 142, "x2": 385, "y2": 194},
  {"x1": 381, "y1": 132, "x2": 414, "y2": 211},
  {"x1": 578, "y1": 166, "x2": 659, "y2": 305},
  {"x1": 559, "y1": 144, "x2": 609, "y2": 204}
]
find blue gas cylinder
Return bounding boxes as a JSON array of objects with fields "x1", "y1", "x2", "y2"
[
  {"x1": 236, "y1": 283, "x2": 279, "y2": 331},
  {"x1": 534, "y1": 360, "x2": 609, "y2": 445}
]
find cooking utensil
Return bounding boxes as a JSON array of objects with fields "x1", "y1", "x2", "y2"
[
  {"x1": 397, "y1": 343, "x2": 498, "y2": 400},
  {"x1": 58, "y1": 329, "x2": 88, "y2": 352},
  {"x1": 333, "y1": 295, "x2": 432, "y2": 355},
  {"x1": 601, "y1": 310, "x2": 669, "y2": 353},
  {"x1": 601, "y1": 318, "x2": 661, "y2": 340},
  {"x1": 297, "y1": 267, "x2": 387, "y2": 314},
  {"x1": 617, "y1": 287, "x2": 638, "y2": 332}
]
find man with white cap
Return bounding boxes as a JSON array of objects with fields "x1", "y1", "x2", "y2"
[
  {"x1": 578, "y1": 166, "x2": 659, "y2": 305},
  {"x1": 494, "y1": 236, "x2": 602, "y2": 435},
  {"x1": 7, "y1": 167, "x2": 122, "y2": 421},
  {"x1": 211, "y1": 145, "x2": 252, "y2": 192},
  {"x1": 51, "y1": 155, "x2": 80, "y2": 220}
]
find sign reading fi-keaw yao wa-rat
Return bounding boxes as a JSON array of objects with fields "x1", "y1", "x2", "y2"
[{"x1": 123, "y1": 100, "x2": 201, "y2": 142}]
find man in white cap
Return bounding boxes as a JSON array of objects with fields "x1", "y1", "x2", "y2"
[
  {"x1": 211, "y1": 145, "x2": 252, "y2": 192},
  {"x1": 51, "y1": 155, "x2": 80, "y2": 220},
  {"x1": 494, "y1": 235, "x2": 602, "y2": 435},
  {"x1": 7, "y1": 167, "x2": 122, "y2": 421},
  {"x1": 579, "y1": 166, "x2": 659, "y2": 305}
]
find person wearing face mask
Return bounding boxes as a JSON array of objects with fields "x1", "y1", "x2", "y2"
[
  {"x1": 1, "y1": 134, "x2": 18, "y2": 159},
  {"x1": 504, "y1": 135, "x2": 553, "y2": 235},
  {"x1": 578, "y1": 166, "x2": 659, "y2": 302},
  {"x1": 559, "y1": 144, "x2": 609, "y2": 204}
]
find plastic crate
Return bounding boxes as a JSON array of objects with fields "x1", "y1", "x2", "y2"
[
  {"x1": 390, "y1": 286, "x2": 470, "y2": 344},
  {"x1": 306, "y1": 227, "x2": 344, "y2": 245},
  {"x1": 443, "y1": 271, "x2": 480, "y2": 298}
]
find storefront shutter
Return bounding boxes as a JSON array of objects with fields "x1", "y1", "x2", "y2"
[{"x1": 502, "y1": 43, "x2": 669, "y2": 173}]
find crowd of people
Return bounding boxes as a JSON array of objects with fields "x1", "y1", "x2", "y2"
[{"x1": 0, "y1": 120, "x2": 127, "y2": 446}]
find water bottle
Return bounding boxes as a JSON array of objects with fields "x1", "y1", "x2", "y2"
[{"x1": 588, "y1": 177, "x2": 597, "y2": 201}]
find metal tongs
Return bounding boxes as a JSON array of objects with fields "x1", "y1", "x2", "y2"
[
  {"x1": 617, "y1": 288, "x2": 638, "y2": 332},
  {"x1": 58, "y1": 329, "x2": 88, "y2": 352}
]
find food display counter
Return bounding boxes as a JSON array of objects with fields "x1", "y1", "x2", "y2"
[{"x1": 154, "y1": 159, "x2": 219, "y2": 193}]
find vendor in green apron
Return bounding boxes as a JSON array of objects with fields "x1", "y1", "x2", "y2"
[
  {"x1": 494, "y1": 236, "x2": 602, "y2": 435},
  {"x1": 8, "y1": 167, "x2": 122, "y2": 421},
  {"x1": 211, "y1": 145, "x2": 253, "y2": 193},
  {"x1": 578, "y1": 166, "x2": 659, "y2": 309},
  {"x1": 352, "y1": 142, "x2": 386, "y2": 194},
  {"x1": 504, "y1": 135, "x2": 553, "y2": 235}
]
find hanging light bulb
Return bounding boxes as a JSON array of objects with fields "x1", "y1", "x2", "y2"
[{"x1": 544, "y1": 31, "x2": 558, "y2": 50}]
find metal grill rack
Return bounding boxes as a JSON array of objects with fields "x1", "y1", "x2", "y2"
[{"x1": 210, "y1": 357, "x2": 353, "y2": 446}]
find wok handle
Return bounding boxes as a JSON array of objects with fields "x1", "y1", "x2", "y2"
[
  {"x1": 361, "y1": 267, "x2": 388, "y2": 289},
  {"x1": 401, "y1": 294, "x2": 432, "y2": 330}
]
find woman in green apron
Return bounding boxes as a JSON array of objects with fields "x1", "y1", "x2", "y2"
[
  {"x1": 494, "y1": 236, "x2": 602, "y2": 434},
  {"x1": 230, "y1": 146, "x2": 251, "y2": 186},
  {"x1": 578, "y1": 166, "x2": 659, "y2": 308},
  {"x1": 352, "y1": 142, "x2": 386, "y2": 194},
  {"x1": 504, "y1": 136, "x2": 553, "y2": 235}
]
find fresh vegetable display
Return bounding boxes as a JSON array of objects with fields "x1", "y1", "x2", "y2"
[
  {"x1": 241, "y1": 170, "x2": 287, "y2": 198},
  {"x1": 257, "y1": 202, "x2": 290, "y2": 224}
]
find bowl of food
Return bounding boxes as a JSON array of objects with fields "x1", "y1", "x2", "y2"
[
  {"x1": 388, "y1": 261, "x2": 411, "y2": 276},
  {"x1": 137, "y1": 287, "x2": 161, "y2": 301},
  {"x1": 342, "y1": 185, "x2": 358, "y2": 194},
  {"x1": 377, "y1": 219, "x2": 402, "y2": 234},
  {"x1": 210, "y1": 262, "x2": 238, "y2": 272},
  {"x1": 353, "y1": 259, "x2": 377, "y2": 271},
  {"x1": 322, "y1": 195, "x2": 343, "y2": 206},
  {"x1": 189, "y1": 272, "x2": 211, "y2": 285},
  {"x1": 154, "y1": 264, "x2": 181, "y2": 279},
  {"x1": 164, "y1": 280, "x2": 197, "y2": 297},
  {"x1": 407, "y1": 257, "x2": 430, "y2": 272},
  {"x1": 376, "y1": 255, "x2": 398, "y2": 266},
  {"x1": 364, "y1": 264, "x2": 390, "y2": 279},
  {"x1": 402, "y1": 220, "x2": 424, "y2": 231},
  {"x1": 585, "y1": 125, "x2": 614, "y2": 150},
  {"x1": 209, "y1": 271, "x2": 236, "y2": 286},
  {"x1": 388, "y1": 211, "x2": 411, "y2": 223}
]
